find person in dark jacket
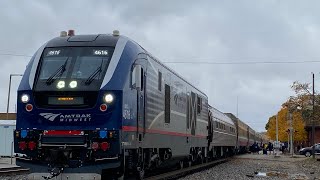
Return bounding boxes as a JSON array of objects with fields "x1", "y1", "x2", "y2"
[
  {"x1": 263, "y1": 143, "x2": 268, "y2": 155},
  {"x1": 267, "y1": 142, "x2": 273, "y2": 155},
  {"x1": 254, "y1": 142, "x2": 259, "y2": 154}
]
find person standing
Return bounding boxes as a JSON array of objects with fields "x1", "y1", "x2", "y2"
[
  {"x1": 263, "y1": 143, "x2": 268, "y2": 155},
  {"x1": 267, "y1": 142, "x2": 273, "y2": 155}
]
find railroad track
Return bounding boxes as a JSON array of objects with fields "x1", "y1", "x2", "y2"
[
  {"x1": 0, "y1": 158, "x2": 227, "y2": 179},
  {"x1": 144, "y1": 158, "x2": 229, "y2": 180},
  {"x1": 0, "y1": 166, "x2": 29, "y2": 176}
]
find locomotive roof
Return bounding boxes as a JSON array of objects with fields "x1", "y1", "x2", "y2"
[{"x1": 46, "y1": 34, "x2": 120, "y2": 47}]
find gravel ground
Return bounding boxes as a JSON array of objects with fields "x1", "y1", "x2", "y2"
[
  {"x1": 298, "y1": 158, "x2": 320, "y2": 180},
  {"x1": 1, "y1": 156, "x2": 320, "y2": 180},
  {"x1": 0, "y1": 175, "x2": 28, "y2": 180},
  {"x1": 180, "y1": 157, "x2": 320, "y2": 180}
]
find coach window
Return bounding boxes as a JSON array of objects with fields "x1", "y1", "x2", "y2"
[
  {"x1": 132, "y1": 65, "x2": 142, "y2": 89},
  {"x1": 158, "y1": 71, "x2": 162, "y2": 91},
  {"x1": 197, "y1": 96, "x2": 202, "y2": 114},
  {"x1": 141, "y1": 68, "x2": 144, "y2": 90},
  {"x1": 165, "y1": 84, "x2": 171, "y2": 123}
]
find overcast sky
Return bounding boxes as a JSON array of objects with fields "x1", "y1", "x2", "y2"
[{"x1": 1, "y1": 1, "x2": 320, "y2": 132}]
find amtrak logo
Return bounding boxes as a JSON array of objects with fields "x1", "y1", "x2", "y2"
[
  {"x1": 39, "y1": 113, "x2": 92, "y2": 122},
  {"x1": 39, "y1": 113, "x2": 61, "y2": 121}
]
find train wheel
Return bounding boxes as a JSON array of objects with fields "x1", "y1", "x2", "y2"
[
  {"x1": 188, "y1": 160, "x2": 192, "y2": 167},
  {"x1": 136, "y1": 164, "x2": 145, "y2": 180},
  {"x1": 179, "y1": 160, "x2": 184, "y2": 169},
  {"x1": 203, "y1": 156, "x2": 208, "y2": 163},
  {"x1": 101, "y1": 169, "x2": 123, "y2": 180},
  {"x1": 136, "y1": 167, "x2": 145, "y2": 180},
  {"x1": 198, "y1": 154, "x2": 204, "y2": 164}
]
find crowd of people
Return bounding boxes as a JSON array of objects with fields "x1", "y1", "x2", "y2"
[{"x1": 250, "y1": 141, "x2": 293, "y2": 155}]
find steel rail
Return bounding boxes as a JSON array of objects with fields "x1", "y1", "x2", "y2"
[{"x1": 145, "y1": 158, "x2": 229, "y2": 180}]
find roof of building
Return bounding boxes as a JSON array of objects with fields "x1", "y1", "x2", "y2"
[
  {"x1": 0, "y1": 113, "x2": 16, "y2": 120},
  {"x1": 0, "y1": 120, "x2": 16, "y2": 126}
]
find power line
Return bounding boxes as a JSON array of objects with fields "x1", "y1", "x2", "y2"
[
  {"x1": 0, "y1": 53, "x2": 32, "y2": 57},
  {"x1": 162, "y1": 60, "x2": 320, "y2": 65}
]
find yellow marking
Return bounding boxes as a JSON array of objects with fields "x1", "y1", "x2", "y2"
[{"x1": 58, "y1": 97, "x2": 74, "y2": 101}]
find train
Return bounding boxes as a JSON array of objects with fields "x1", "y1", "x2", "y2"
[{"x1": 14, "y1": 30, "x2": 266, "y2": 180}]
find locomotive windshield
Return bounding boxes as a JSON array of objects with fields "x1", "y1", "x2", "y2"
[{"x1": 34, "y1": 47, "x2": 114, "y2": 91}]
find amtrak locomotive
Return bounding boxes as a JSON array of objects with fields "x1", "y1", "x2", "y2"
[{"x1": 14, "y1": 30, "x2": 264, "y2": 179}]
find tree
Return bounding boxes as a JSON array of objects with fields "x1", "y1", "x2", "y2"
[
  {"x1": 266, "y1": 108, "x2": 288, "y2": 142},
  {"x1": 266, "y1": 81, "x2": 315, "y2": 142},
  {"x1": 266, "y1": 107, "x2": 307, "y2": 142},
  {"x1": 265, "y1": 118, "x2": 271, "y2": 130},
  {"x1": 287, "y1": 81, "x2": 320, "y2": 126},
  {"x1": 266, "y1": 115, "x2": 275, "y2": 138},
  {"x1": 292, "y1": 111, "x2": 307, "y2": 142}
]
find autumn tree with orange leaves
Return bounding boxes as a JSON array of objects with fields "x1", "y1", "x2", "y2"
[
  {"x1": 265, "y1": 81, "x2": 316, "y2": 142},
  {"x1": 266, "y1": 108, "x2": 307, "y2": 142}
]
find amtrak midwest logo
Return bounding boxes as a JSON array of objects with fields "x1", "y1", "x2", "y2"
[{"x1": 39, "y1": 113, "x2": 92, "y2": 122}]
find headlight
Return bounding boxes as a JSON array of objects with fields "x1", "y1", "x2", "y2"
[
  {"x1": 69, "y1": 81, "x2": 77, "y2": 88},
  {"x1": 104, "y1": 94, "x2": 114, "y2": 103},
  {"x1": 21, "y1": 94, "x2": 30, "y2": 103},
  {"x1": 57, "y1": 81, "x2": 65, "y2": 89}
]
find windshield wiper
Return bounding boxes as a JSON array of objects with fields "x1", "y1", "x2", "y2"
[
  {"x1": 85, "y1": 66, "x2": 102, "y2": 85},
  {"x1": 85, "y1": 59, "x2": 104, "y2": 85},
  {"x1": 46, "y1": 58, "x2": 69, "y2": 85}
]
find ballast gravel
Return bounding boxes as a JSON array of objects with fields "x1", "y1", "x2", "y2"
[{"x1": 180, "y1": 156, "x2": 317, "y2": 180}]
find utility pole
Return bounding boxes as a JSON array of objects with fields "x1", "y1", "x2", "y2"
[
  {"x1": 6, "y1": 74, "x2": 23, "y2": 120},
  {"x1": 287, "y1": 131, "x2": 290, "y2": 152},
  {"x1": 236, "y1": 96, "x2": 240, "y2": 154},
  {"x1": 275, "y1": 112, "x2": 280, "y2": 157},
  {"x1": 286, "y1": 110, "x2": 293, "y2": 156},
  {"x1": 312, "y1": 72, "x2": 315, "y2": 159},
  {"x1": 289, "y1": 112, "x2": 294, "y2": 157},
  {"x1": 236, "y1": 96, "x2": 239, "y2": 118}
]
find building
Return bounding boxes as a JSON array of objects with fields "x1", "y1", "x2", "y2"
[
  {"x1": 0, "y1": 113, "x2": 16, "y2": 120},
  {"x1": 302, "y1": 116, "x2": 320, "y2": 145},
  {"x1": 0, "y1": 113, "x2": 16, "y2": 156}
]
